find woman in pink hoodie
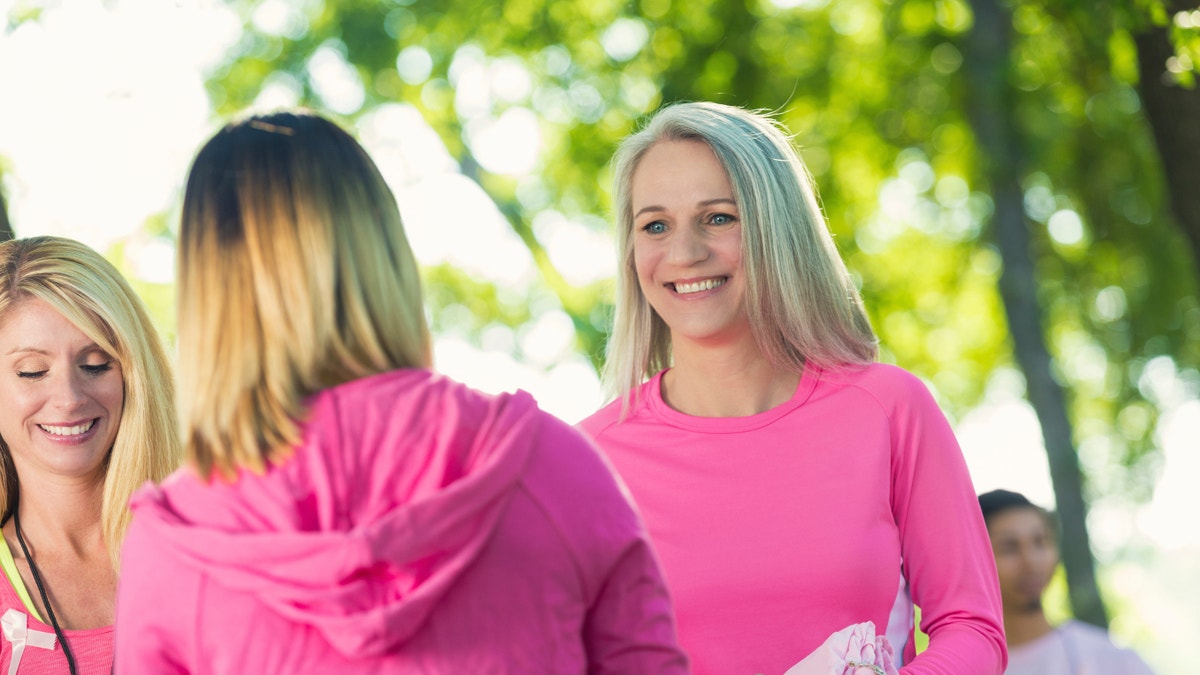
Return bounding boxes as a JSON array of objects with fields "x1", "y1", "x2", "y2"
[{"x1": 113, "y1": 110, "x2": 687, "y2": 674}]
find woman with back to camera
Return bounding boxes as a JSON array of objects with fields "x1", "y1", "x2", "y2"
[
  {"x1": 113, "y1": 109, "x2": 687, "y2": 674},
  {"x1": 0, "y1": 236, "x2": 179, "y2": 674},
  {"x1": 579, "y1": 102, "x2": 1006, "y2": 674}
]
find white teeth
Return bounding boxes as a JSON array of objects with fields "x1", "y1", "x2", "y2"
[
  {"x1": 38, "y1": 420, "x2": 96, "y2": 436},
  {"x1": 674, "y1": 278, "x2": 727, "y2": 294}
]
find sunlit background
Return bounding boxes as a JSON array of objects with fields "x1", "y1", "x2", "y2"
[{"x1": 1, "y1": 1, "x2": 1197, "y2": 672}]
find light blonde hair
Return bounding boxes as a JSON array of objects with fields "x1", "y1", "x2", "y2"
[
  {"x1": 178, "y1": 110, "x2": 431, "y2": 480},
  {"x1": 0, "y1": 236, "x2": 180, "y2": 568},
  {"x1": 604, "y1": 102, "x2": 878, "y2": 404}
]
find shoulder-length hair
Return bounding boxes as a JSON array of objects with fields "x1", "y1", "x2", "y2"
[
  {"x1": 178, "y1": 109, "x2": 431, "y2": 480},
  {"x1": 604, "y1": 101, "x2": 878, "y2": 403},
  {"x1": 0, "y1": 236, "x2": 180, "y2": 569}
]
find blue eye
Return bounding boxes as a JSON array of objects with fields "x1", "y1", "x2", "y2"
[
  {"x1": 710, "y1": 213, "x2": 736, "y2": 225},
  {"x1": 642, "y1": 221, "x2": 667, "y2": 234}
]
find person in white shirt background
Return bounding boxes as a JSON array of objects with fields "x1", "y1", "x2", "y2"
[{"x1": 979, "y1": 489, "x2": 1156, "y2": 675}]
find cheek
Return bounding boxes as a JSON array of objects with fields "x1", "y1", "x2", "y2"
[
  {"x1": 727, "y1": 244, "x2": 745, "y2": 278},
  {"x1": 0, "y1": 384, "x2": 36, "y2": 420},
  {"x1": 97, "y1": 376, "x2": 126, "y2": 414},
  {"x1": 1032, "y1": 548, "x2": 1058, "y2": 575},
  {"x1": 0, "y1": 387, "x2": 33, "y2": 447},
  {"x1": 632, "y1": 242, "x2": 658, "y2": 285},
  {"x1": 993, "y1": 553, "x2": 1020, "y2": 581},
  {"x1": 718, "y1": 225, "x2": 744, "y2": 265}
]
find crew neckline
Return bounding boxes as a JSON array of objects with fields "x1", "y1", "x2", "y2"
[{"x1": 645, "y1": 363, "x2": 822, "y2": 433}]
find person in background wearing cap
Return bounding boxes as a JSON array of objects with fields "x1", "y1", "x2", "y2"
[{"x1": 978, "y1": 489, "x2": 1156, "y2": 674}]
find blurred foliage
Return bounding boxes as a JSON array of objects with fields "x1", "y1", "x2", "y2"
[{"x1": 193, "y1": 0, "x2": 1198, "y2": 503}]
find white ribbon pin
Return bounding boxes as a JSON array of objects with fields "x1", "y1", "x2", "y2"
[{"x1": 2, "y1": 609, "x2": 56, "y2": 675}]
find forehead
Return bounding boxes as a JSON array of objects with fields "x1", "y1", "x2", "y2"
[
  {"x1": 0, "y1": 297, "x2": 95, "y2": 350},
  {"x1": 631, "y1": 140, "x2": 732, "y2": 202},
  {"x1": 987, "y1": 507, "x2": 1051, "y2": 539}
]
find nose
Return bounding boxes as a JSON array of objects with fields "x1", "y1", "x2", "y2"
[
  {"x1": 51, "y1": 372, "x2": 90, "y2": 411},
  {"x1": 666, "y1": 224, "x2": 710, "y2": 266}
]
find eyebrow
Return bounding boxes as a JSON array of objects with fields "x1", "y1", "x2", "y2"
[
  {"x1": 7, "y1": 347, "x2": 49, "y2": 356},
  {"x1": 633, "y1": 197, "x2": 737, "y2": 219},
  {"x1": 6, "y1": 343, "x2": 105, "y2": 357}
]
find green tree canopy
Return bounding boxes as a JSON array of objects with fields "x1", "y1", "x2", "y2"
[{"x1": 206, "y1": 0, "x2": 1196, "y2": 481}]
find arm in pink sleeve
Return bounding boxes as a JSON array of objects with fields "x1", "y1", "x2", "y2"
[
  {"x1": 584, "y1": 539, "x2": 691, "y2": 674},
  {"x1": 114, "y1": 511, "x2": 194, "y2": 675},
  {"x1": 887, "y1": 373, "x2": 1007, "y2": 674},
  {"x1": 535, "y1": 414, "x2": 689, "y2": 673}
]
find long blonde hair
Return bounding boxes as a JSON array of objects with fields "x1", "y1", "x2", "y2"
[
  {"x1": 604, "y1": 102, "x2": 878, "y2": 404},
  {"x1": 0, "y1": 236, "x2": 180, "y2": 568},
  {"x1": 177, "y1": 110, "x2": 431, "y2": 480}
]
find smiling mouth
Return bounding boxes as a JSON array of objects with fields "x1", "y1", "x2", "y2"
[
  {"x1": 670, "y1": 277, "x2": 728, "y2": 294},
  {"x1": 38, "y1": 420, "x2": 97, "y2": 437}
]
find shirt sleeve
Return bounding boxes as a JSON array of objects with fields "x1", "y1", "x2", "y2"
[
  {"x1": 886, "y1": 371, "x2": 1007, "y2": 674},
  {"x1": 536, "y1": 413, "x2": 689, "y2": 674},
  {"x1": 583, "y1": 538, "x2": 691, "y2": 674},
  {"x1": 113, "y1": 509, "x2": 195, "y2": 675}
]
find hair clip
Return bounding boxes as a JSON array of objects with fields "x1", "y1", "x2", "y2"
[{"x1": 249, "y1": 120, "x2": 296, "y2": 136}]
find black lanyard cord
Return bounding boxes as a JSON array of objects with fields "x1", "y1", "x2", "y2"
[{"x1": 13, "y1": 505, "x2": 78, "y2": 675}]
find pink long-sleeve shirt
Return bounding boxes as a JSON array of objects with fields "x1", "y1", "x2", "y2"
[{"x1": 581, "y1": 362, "x2": 1006, "y2": 675}]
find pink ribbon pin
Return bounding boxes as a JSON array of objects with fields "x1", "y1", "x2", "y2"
[{"x1": 2, "y1": 609, "x2": 57, "y2": 675}]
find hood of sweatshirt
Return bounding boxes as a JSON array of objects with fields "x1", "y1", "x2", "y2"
[{"x1": 127, "y1": 369, "x2": 542, "y2": 659}]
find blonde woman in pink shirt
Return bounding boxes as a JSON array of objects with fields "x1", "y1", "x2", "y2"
[
  {"x1": 0, "y1": 237, "x2": 180, "y2": 674},
  {"x1": 113, "y1": 110, "x2": 687, "y2": 674},
  {"x1": 580, "y1": 102, "x2": 1006, "y2": 674}
]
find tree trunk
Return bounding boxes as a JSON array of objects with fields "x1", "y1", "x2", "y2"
[
  {"x1": 962, "y1": 0, "x2": 1109, "y2": 628},
  {"x1": 1134, "y1": 3, "x2": 1200, "y2": 275}
]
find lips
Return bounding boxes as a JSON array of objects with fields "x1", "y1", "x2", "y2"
[
  {"x1": 37, "y1": 419, "x2": 97, "y2": 437},
  {"x1": 669, "y1": 276, "x2": 728, "y2": 294}
]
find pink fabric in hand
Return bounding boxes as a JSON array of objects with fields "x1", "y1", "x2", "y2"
[{"x1": 783, "y1": 621, "x2": 900, "y2": 675}]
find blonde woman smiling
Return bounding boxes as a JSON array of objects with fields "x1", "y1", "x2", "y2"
[
  {"x1": 0, "y1": 236, "x2": 179, "y2": 674},
  {"x1": 582, "y1": 102, "x2": 1006, "y2": 674}
]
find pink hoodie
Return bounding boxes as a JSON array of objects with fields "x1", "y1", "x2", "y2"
[{"x1": 114, "y1": 369, "x2": 686, "y2": 674}]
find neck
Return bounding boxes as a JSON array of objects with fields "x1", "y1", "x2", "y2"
[
  {"x1": 665, "y1": 338, "x2": 800, "y2": 417},
  {"x1": 1003, "y1": 606, "x2": 1055, "y2": 648},
  {"x1": 3, "y1": 469, "x2": 115, "y2": 635},
  {"x1": 10, "y1": 471, "x2": 106, "y2": 555}
]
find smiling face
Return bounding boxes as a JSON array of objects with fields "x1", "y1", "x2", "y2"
[
  {"x1": 987, "y1": 506, "x2": 1059, "y2": 614},
  {"x1": 631, "y1": 139, "x2": 750, "y2": 350},
  {"x1": 0, "y1": 297, "x2": 124, "y2": 484}
]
